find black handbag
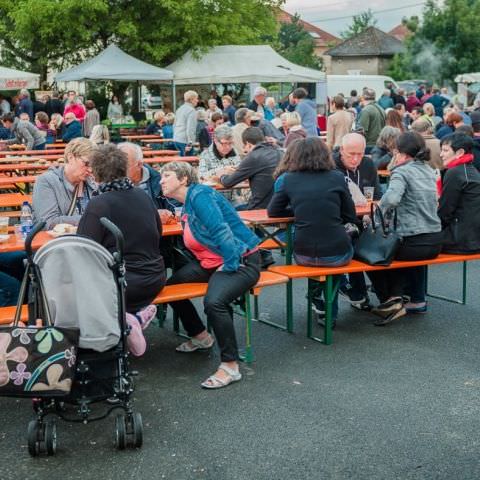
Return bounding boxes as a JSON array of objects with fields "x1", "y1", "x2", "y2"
[
  {"x1": 0, "y1": 262, "x2": 79, "y2": 398},
  {"x1": 354, "y1": 203, "x2": 401, "y2": 266}
]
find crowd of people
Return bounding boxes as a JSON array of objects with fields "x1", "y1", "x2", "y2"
[{"x1": 1, "y1": 80, "x2": 479, "y2": 390}]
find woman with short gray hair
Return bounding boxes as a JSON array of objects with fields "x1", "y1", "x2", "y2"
[
  {"x1": 77, "y1": 144, "x2": 166, "y2": 356},
  {"x1": 371, "y1": 126, "x2": 401, "y2": 170}
]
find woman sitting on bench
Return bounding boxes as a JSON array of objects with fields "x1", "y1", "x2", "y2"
[
  {"x1": 369, "y1": 132, "x2": 443, "y2": 324},
  {"x1": 267, "y1": 137, "x2": 359, "y2": 329},
  {"x1": 160, "y1": 161, "x2": 260, "y2": 389},
  {"x1": 438, "y1": 133, "x2": 480, "y2": 253}
]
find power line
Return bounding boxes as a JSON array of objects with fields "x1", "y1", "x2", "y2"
[{"x1": 305, "y1": 2, "x2": 426, "y2": 23}]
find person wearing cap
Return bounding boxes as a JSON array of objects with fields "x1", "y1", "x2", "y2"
[
  {"x1": 358, "y1": 89, "x2": 386, "y2": 152},
  {"x1": 291, "y1": 87, "x2": 318, "y2": 137},
  {"x1": 248, "y1": 87, "x2": 267, "y2": 116}
]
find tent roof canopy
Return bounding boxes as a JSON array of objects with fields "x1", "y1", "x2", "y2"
[
  {"x1": 167, "y1": 45, "x2": 325, "y2": 85},
  {"x1": 0, "y1": 66, "x2": 39, "y2": 90},
  {"x1": 455, "y1": 73, "x2": 480, "y2": 83},
  {"x1": 55, "y1": 44, "x2": 173, "y2": 83}
]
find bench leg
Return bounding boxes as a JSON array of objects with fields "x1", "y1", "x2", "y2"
[
  {"x1": 426, "y1": 261, "x2": 468, "y2": 305},
  {"x1": 257, "y1": 281, "x2": 292, "y2": 332},
  {"x1": 239, "y1": 292, "x2": 254, "y2": 363}
]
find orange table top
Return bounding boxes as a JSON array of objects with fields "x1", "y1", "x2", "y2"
[
  {"x1": 0, "y1": 155, "x2": 62, "y2": 163},
  {"x1": 0, "y1": 149, "x2": 65, "y2": 156},
  {"x1": 0, "y1": 193, "x2": 32, "y2": 208},
  {"x1": 122, "y1": 134, "x2": 162, "y2": 140},
  {"x1": 0, "y1": 163, "x2": 50, "y2": 173},
  {"x1": 0, "y1": 175, "x2": 36, "y2": 186},
  {"x1": 140, "y1": 138, "x2": 173, "y2": 144},
  {"x1": 144, "y1": 156, "x2": 199, "y2": 165},
  {"x1": 0, "y1": 231, "x2": 50, "y2": 253},
  {"x1": 239, "y1": 209, "x2": 293, "y2": 226},
  {"x1": 143, "y1": 150, "x2": 179, "y2": 156}
]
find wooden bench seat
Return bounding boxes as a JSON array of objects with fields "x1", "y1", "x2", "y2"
[{"x1": 269, "y1": 253, "x2": 480, "y2": 345}]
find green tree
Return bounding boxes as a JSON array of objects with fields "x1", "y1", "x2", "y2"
[
  {"x1": 388, "y1": 0, "x2": 480, "y2": 84},
  {"x1": 0, "y1": 0, "x2": 283, "y2": 84},
  {"x1": 276, "y1": 14, "x2": 322, "y2": 70},
  {"x1": 340, "y1": 9, "x2": 377, "y2": 39}
]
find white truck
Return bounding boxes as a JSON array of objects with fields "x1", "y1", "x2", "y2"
[{"x1": 326, "y1": 75, "x2": 399, "y2": 101}]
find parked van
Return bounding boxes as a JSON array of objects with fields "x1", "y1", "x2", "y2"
[{"x1": 326, "y1": 75, "x2": 399, "y2": 101}]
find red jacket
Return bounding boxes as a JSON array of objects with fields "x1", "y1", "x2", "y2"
[
  {"x1": 406, "y1": 95, "x2": 421, "y2": 112},
  {"x1": 64, "y1": 103, "x2": 86, "y2": 123}
]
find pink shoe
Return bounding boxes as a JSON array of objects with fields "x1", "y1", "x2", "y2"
[
  {"x1": 126, "y1": 313, "x2": 146, "y2": 357},
  {"x1": 136, "y1": 305, "x2": 157, "y2": 331}
]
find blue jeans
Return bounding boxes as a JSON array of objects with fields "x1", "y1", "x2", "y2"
[
  {"x1": 0, "y1": 252, "x2": 26, "y2": 307},
  {"x1": 295, "y1": 247, "x2": 354, "y2": 318},
  {"x1": 33, "y1": 143, "x2": 46, "y2": 151}
]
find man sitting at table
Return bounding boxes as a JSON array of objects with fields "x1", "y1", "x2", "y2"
[
  {"x1": 333, "y1": 133, "x2": 382, "y2": 311},
  {"x1": 62, "y1": 112, "x2": 83, "y2": 143},
  {"x1": 0, "y1": 112, "x2": 46, "y2": 150},
  {"x1": 217, "y1": 126, "x2": 282, "y2": 268}
]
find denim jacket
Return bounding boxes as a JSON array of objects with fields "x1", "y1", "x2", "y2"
[{"x1": 183, "y1": 184, "x2": 259, "y2": 271}]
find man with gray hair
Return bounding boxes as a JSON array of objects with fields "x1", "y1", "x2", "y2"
[
  {"x1": 248, "y1": 86, "x2": 267, "y2": 115},
  {"x1": 16, "y1": 88, "x2": 33, "y2": 121},
  {"x1": 198, "y1": 124, "x2": 240, "y2": 180},
  {"x1": 173, "y1": 90, "x2": 199, "y2": 156},
  {"x1": 358, "y1": 88, "x2": 386, "y2": 151},
  {"x1": 117, "y1": 142, "x2": 174, "y2": 222},
  {"x1": 232, "y1": 108, "x2": 254, "y2": 156}
]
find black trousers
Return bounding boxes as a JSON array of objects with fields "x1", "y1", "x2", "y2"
[
  {"x1": 369, "y1": 232, "x2": 443, "y2": 304},
  {"x1": 166, "y1": 252, "x2": 260, "y2": 362}
]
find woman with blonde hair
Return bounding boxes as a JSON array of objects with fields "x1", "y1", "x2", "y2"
[
  {"x1": 145, "y1": 110, "x2": 165, "y2": 135},
  {"x1": 283, "y1": 111, "x2": 307, "y2": 148},
  {"x1": 32, "y1": 138, "x2": 97, "y2": 229},
  {"x1": 422, "y1": 103, "x2": 441, "y2": 127}
]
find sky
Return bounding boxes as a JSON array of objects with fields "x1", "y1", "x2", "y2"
[{"x1": 283, "y1": 0, "x2": 426, "y2": 37}]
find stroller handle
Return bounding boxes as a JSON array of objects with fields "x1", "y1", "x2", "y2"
[
  {"x1": 100, "y1": 217, "x2": 124, "y2": 259},
  {"x1": 25, "y1": 220, "x2": 46, "y2": 259}
]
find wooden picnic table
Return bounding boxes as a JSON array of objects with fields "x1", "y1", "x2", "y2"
[
  {"x1": 0, "y1": 193, "x2": 32, "y2": 208},
  {"x1": 143, "y1": 150, "x2": 179, "y2": 157},
  {"x1": 0, "y1": 163, "x2": 50, "y2": 173},
  {"x1": 140, "y1": 138, "x2": 174, "y2": 144},
  {"x1": 46, "y1": 143, "x2": 66, "y2": 149},
  {"x1": 144, "y1": 156, "x2": 199, "y2": 165},
  {"x1": 0, "y1": 149, "x2": 65, "y2": 156},
  {"x1": 0, "y1": 155, "x2": 62, "y2": 163},
  {"x1": 0, "y1": 175, "x2": 37, "y2": 193},
  {"x1": 122, "y1": 134, "x2": 162, "y2": 141}
]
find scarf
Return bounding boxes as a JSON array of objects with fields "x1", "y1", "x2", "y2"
[
  {"x1": 437, "y1": 153, "x2": 473, "y2": 196},
  {"x1": 98, "y1": 177, "x2": 134, "y2": 194}
]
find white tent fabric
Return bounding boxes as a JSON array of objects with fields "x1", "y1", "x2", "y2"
[
  {"x1": 55, "y1": 44, "x2": 173, "y2": 83},
  {"x1": 167, "y1": 45, "x2": 325, "y2": 85},
  {"x1": 455, "y1": 73, "x2": 480, "y2": 83},
  {"x1": 0, "y1": 66, "x2": 39, "y2": 90}
]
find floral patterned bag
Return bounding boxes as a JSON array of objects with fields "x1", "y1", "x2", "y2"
[{"x1": 0, "y1": 264, "x2": 80, "y2": 398}]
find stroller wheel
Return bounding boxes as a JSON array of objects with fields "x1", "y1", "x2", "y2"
[
  {"x1": 44, "y1": 420, "x2": 57, "y2": 456},
  {"x1": 131, "y1": 412, "x2": 143, "y2": 448},
  {"x1": 115, "y1": 415, "x2": 127, "y2": 450},
  {"x1": 27, "y1": 420, "x2": 41, "y2": 457}
]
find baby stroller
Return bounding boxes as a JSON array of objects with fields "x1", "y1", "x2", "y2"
[{"x1": 1, "y1": 219, "x2": 143, "y2": 456}]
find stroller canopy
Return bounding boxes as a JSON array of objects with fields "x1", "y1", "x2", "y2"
[{"x1": 34, "y1": 236, "x2": 121, "y2": 352}]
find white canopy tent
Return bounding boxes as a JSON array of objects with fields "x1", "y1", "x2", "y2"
[
  {"x1": 0, "y1": 66, "x2": 39, "y2": 90},
  {"x1": 455, "y1": 73, "x2": 480, "y2": 83},
  {"x1": 55, "y1": 44, "x2": 173, "y2": 83},
  {"x1": 167, "y1": 45, "x2": 325, "y2": 84},
  {"x1": 167, "y1": 45, "x2": 326, "y2": 108}
]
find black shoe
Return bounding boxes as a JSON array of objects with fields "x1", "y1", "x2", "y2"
[
  {"x1": 339, "y1": 284, "x2": 370, "y2": 308},
  {"x1": 260, "y1": 249, "x2": 275, "y2": 269},
  {"x1": 350, "y1": 297, "x2": 372, "y2": 312},
  {"x1": 373, "y1": 306, "x2": 406, "y2": 326},
  {"x1": 316, "y1": 313, "x2": 337, "y2": 329},
  {"x1": 371, "y1": 297, "x2": 403, "y2": 319}
]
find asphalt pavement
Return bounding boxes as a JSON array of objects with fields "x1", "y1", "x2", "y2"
[{"x1": 1, "y1": 258, "x2": 480, "y2": 479}]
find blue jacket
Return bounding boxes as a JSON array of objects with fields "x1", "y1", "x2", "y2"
[
  {"x1": 62, "y1": 120, "x2": 82, "y2": 142},
  {"x1": 183, "y1": 184, "x2": 259, "y2": 271},
  {"x1": 295, "y1": 99, "x2": 318, "y2": 137},
  {"x1": 16, "y1": 97, "x2": 34, "y2": 121}
]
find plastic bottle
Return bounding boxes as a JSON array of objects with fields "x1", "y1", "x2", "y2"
[{"x1": 20, "y1": 201, "x2": 33, "y2": 239}]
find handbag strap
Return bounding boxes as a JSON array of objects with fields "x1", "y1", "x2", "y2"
[
  {"x1": 66, "y1": 184, "x2": 80, "y2": 217},
  {"x1": 371, "y1": 203, "x2": 398, "y2": 234}
]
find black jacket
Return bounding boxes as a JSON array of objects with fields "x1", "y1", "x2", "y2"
[
  {"x1": 370, "y1": 146, "x2": 392, "y2": 170},
  {"x1": 438, "y1": 162, "x2": 480, "y2": 253},
  {"x1": 77, "y1": 187, "x2": 166, "y2": 312},
  {"x1": 45, "y1": 98, "x2": 65, "y2": 117},
  {"x1": 332, "y1": 149, "x2": 382, "y2": 200},
  {"x1": 220, "y1": 142, "x2": 282, "y2": 209},
  {"x1": 472, "y1": 136, "x2": 480, "y2": 172},
  {"x1": 267, "y1": 170, "x2": 358, "y2": 258}
]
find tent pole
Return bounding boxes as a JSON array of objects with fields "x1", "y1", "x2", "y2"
[{"x1": 172, "y1": 81, "x2": 176, "y2": 112}]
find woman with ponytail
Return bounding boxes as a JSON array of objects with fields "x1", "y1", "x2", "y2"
[{"x1": 368, "y1": 131, "x2": 443, "y2": 325}]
